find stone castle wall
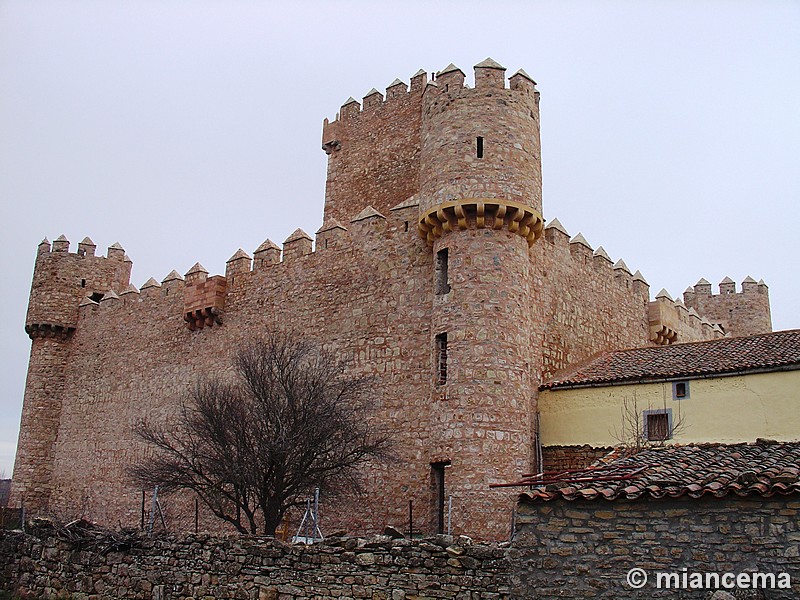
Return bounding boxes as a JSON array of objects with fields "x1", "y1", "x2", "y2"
[
  {"x1": 685, "y1": 277, "x2": 772, "y2": 338},
  {"x1": 12, "y1": 61, "x2": 773, "y2": 541}
]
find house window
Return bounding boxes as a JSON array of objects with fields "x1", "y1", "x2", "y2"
[
  {"x1": 672, "y1": 380, "x2": 689, "y2": 400},
  {"x1": 643, "y1": 409, "x2": 672, "y2": 442},
  {"x1": 435, "y1": 333, "x2": 448, "y2": 385},
  {"x1": 435, "y1": 248, "x2": 451, "y2": 295}
]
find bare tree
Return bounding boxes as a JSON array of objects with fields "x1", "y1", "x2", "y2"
[
  {"x1": 131, "y1": 331, "x2": 390, "y2": 535},
  {"x1": 611, "y1": 389, "x2": 686, "y2": 451}
]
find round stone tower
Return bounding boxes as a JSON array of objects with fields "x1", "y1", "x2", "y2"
[{"x1": 418, "y1": 59, "x2": 544, "y2": 538}]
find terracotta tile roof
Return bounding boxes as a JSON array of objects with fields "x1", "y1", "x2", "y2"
[
  {"x1": 541, "y1": 329, "x2": 800, "y2": 390},
  {"x1": 519, "y1": 441, "x2": 800, "y2": 503}
]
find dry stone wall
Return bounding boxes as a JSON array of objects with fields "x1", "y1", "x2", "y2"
[{"x1": 0, "y1": 531, "x2": 511, "y2": 600}]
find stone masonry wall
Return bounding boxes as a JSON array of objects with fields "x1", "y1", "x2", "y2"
[
  {"x1": 0, "y1": 531, "x2": 511, "y2": 599},
  {"x1": 511, "y1": 495, "x2": 800, "y2": 598},
  {"x1": 684, "y1": 278, "x2": 772, "y2": 338},
  {"x1": 13, "y1": 62, "x2": 752, "y2": 543}
]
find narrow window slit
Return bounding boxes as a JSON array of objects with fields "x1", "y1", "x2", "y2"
[
  {"x1": 435, "y1": 332, "x2": 448, "y2": 385},
  {"x1": 477, "y1": 136, "x2": 484, "y2": 158}
]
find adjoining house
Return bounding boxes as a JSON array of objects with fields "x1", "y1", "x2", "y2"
[
  {"x1": 537, "y1": 329, "x2": 800, "y2": 472},
  {"x1": 512, "y1": 441, "x2": 800, "y2": 598}
]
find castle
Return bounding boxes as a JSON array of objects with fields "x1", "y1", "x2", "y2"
[{"x1": 12, "y1": 59, "x2": 773, "y2": 540}]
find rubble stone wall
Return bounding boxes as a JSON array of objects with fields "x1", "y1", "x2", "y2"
[{"x1": 0, "y1": 531, "x2": 511, "y2": 600}]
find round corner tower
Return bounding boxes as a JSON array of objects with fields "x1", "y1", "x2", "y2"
[{"x1": 417, "y1": 59, "x2": 544, "y2": 538}]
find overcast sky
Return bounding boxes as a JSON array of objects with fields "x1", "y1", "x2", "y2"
[{"x1": 1, "y1": 0, "x2": 798, "y2": 476}]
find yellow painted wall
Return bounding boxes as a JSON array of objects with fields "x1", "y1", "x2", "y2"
[{"x1": 539, "y1": 370, "x2": 800, "y2": 446}]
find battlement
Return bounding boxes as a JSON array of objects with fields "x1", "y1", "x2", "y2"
[
  {"x1": 542, "y1": 219, "x2": 650, "y2": 299},
  {"x1": 683, "y1": 276, "x2": 772, "y2": 338},
  {"x1": 26, "y1": 235, "x2": 132, "y2": 337}
]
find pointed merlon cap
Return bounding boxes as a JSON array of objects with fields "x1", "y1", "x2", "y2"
[
  {"x1": 474, "y1": 57, "x2": 505, "y2": 70},
  {"x1": 79, "y1": 296, "x2": 98, "y2": 307},
  {"x1": 284, "y1": 228, "x2": 313, "y2": 244},
  {"x1": 226, "y1": 248, "x2": 251, "y2": 263},
  {"x1": 675, "y1": 299, "x2": 687, "y2": 309},
  {"x1": 695, "y1": 277, "x2": 711, "y2": 286},
  {"x1": 316, "y1": 218, "x2": 348, "y2": 234},
  {"x1": 426, "y1": 79, "x2": 439, "y2": 88},
  {"x1": 655, "y1": 288, "x2": 673, "y2": 301},
  {"x1": 162, "y1": 269, "x2": 184, "y2": 283},
  {"x1": 39, "y1": 237, "x2": 50, "y2": 246},
  {"x1": 101, "y1": 289, "x2": 120, "y2": 302},
  {"x1": 342, "y1": 96, "x2": 359, "y2": 107},
  {"x1": 80, "y1": 236, "x2": 96, "y2": 246},
  {"x1": 742, "y1": 275, "x2": 757, "y2": 284},
  {"x1": 185, "y1": 263, "x2": 208, "y2": 277},
  {"x1": 254, "y1": 239, "x2": 281, "y2": 253},
  {"x1": 413, "y1": 69, "x2": 426, "y2": 78},
  {"x1": 387, "y1": 78, "x2": 405, "y2": 88},
  {"x1": 593, "y1": 246, "x2": 612, "y2": 261},
  {"x1": 510, "y1": 68, "x2": 536, "y2": 84},
  {"x1": 124, "y1": 254, "x2": 132, "y2": 263},
  {"x1": 569, "y1": 233, "x2": 592, "y2": 249},
  {"x1": 55, "y1": 234, "x2": 69, "y2": 242},
  {"x1": 390, "y1": 194, "x2": 419, "y2": 211},
  {"x1": 545, "y1": 218, "x2": 569, "y2": 236},
  {"x1": 364, "y1": 88, "x2": 382, "y2": 98},
  {"x1": 613, "y1": 259, "x2": 631, "y2": 274},
  {"x1": 109, "y1": 242, "x2": 124, "y2": 250},
  {"x1": 52, "y1": 234, "x2": 69, "y2": 251},
  {"x1": 120, "y1": 283, "x2": 139, "y2": 295},
  {"x1": 720, "y1": 276, "x2": 735, "y2": 284},
  {"x1": 758, "y1": 279, "x2": 768, "y2": 287},
  {"x1": 684, "y1": 286, "x2": 695, "y2": 294},
  {"x1": 688, "y1": 307, "x2": 700, "y2": 318},
  {"x1": 141, "y1": 277, "x2": 161, "y2": 289},
  {"x1": 633, "y1": 270, "x2": 648, "y2": 284},
  {"x1": 351, "y1": 205, "x2": 387, "y2": 222},
  {"x1": 437, "y1": 63, "x2": 465, "y2": 77}
]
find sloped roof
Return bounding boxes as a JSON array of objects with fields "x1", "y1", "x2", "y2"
[
  {"x1": 519, "y1": 441, "x2": 800, "y2": 503},
  {"x1": 541, "y1": 329, "x2": 800, "y2": 390}
]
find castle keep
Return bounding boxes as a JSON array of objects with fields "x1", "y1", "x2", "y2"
[{"x1": 12, "y1": 60, "x2": 772, "y2": 540}]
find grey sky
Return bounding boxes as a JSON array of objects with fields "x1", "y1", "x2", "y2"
[{"x1": 1, "y1": 0, "x2": 798, "y2": 476}]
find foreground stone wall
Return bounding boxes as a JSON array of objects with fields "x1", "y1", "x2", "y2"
[
  {"x1": 0, "y1": 531, "x2": 510, "y2": 599},
  {"x1": 511, "y1": 495, "x2": 800, "y2": 599}
]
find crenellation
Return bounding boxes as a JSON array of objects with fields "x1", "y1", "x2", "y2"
[
  {"x1": 253, "y1": 239, "x2": 281, "y2": 268},
  {"x1": 37, "y1": 237, "x2": 51, "y2": 255},
  {"x1": 77, "y1": 237, "x2": 96, "y2": 257},
  {"x1": 362, "y1": 88, "x2": 383, "y2": 110},
  {"x1": 282, "y1": 228, "x2": 313, "y2": 261},
  {"x1": 385, "y1": 78, "x2": 407, "y2": 99},
  {"x1": 684, "y1": 275, "x2": 772, "y2": 337},
  {"x1": 434, "y1": 63, "x2": 466, "y2": 90},
  {"x1": 184, "y1": 262, "x2": 208, "y2": 284},
  {"x1": 225, "y1": 249, "x2": 252, "y2": 282},
  {"x1": 316, "y1": 218, "x2": 349, "y2": 251},
  {"x1": 719, "y1": 275, "x2": 736, "y2": 294},
  {"x1": 340, "y1": 96, "x2": 360, "y2": 119},
  {"x1": 693, "y1": 277, "x2": 712, "y2": 295},
  {"x1": 592, "y1": 246, "x2": 613, "y2": 269},
  {"x1": 107, "y1": 242, "x2": 125, "y2": 261},
  {"x1": 568, "y1": 233, "x2": 592, "y2": 263},
  {"x1": 474, "y1": 57, "x2": 506, "y2": 90},
  {"x1": 52, "y1": 234, "x2": 70, "y2": 252},
  {"x1": 120, "y1": 284, "x2": 139, "y2": 297},
  {"x1": 509, "y1": 68, "x2": 536, "y2": 93},
  {"x1": 543, "y1": 218, "x2": 569, "y2": 245},
  {"x1": 741, "y1": 275, "x2": 758, "y2": 293}
]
